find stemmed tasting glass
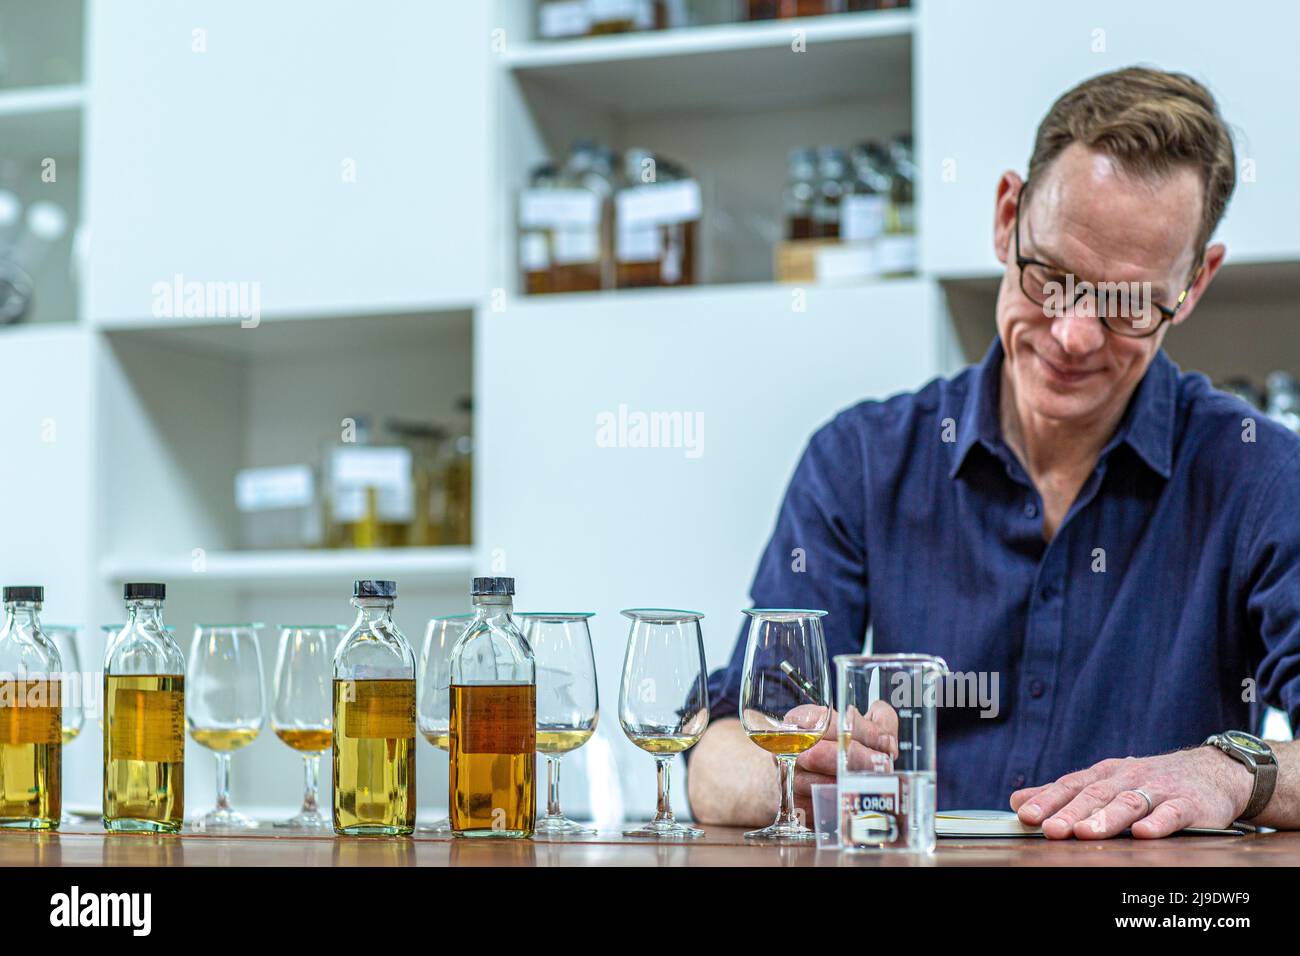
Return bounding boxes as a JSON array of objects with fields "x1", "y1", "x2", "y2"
[
  {"x1": 519, "y1": 612, "x2": 599, "y2": 837},
  {"x1": 271, "y1": 625, "x2": 343, "y2": 830},
  {"x1": 739, "y1": 608, "x2": 831, "y2": 841},
  {"x1": 618, "y1": 608, "x2": 709, "y2": 840},
  {"x1": 417, "y1": 614, "x2": 472, "y2": 834},
  {"x1": 187, "y1": 623, "x2": 267, "y2": 829},
  {"x1": 45, "y1": 625, "x2": 84, "y2": 825}
]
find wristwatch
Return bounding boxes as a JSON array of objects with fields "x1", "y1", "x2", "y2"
[{"x1": 1203, "y1": 731, "x2": 1277, "y2": 820}]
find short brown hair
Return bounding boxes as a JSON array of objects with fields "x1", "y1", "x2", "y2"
[{"x1": 1027, "y1": 66, "x2": 1236, "y2": 255}]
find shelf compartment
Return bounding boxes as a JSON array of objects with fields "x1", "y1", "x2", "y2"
[{"x1": 504, "y1": 10, "x2": 913, "y2": 115}]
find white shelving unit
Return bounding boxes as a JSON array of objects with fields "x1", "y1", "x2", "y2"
[{"x1": 1, "y1": 0, "x2": 1295, "y2": 819}]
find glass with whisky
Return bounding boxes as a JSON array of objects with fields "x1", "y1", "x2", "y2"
[
  {"x1": 739, "y1": 608, "x2": 831, "y2": 841},
  {"x1": 103, "y1": 583, "x2": 186, "y2": 833},
  {"x1": 272, "y1": 625, "x2": 343, "y2": 830},
  {"x1": 519, "y1": 612, "x2": 598, "y2": 837},
  {"x1": 0, "y1": 586, "x2": 62, "y2": 830},
  {"x1": 333, "y1": 580, "x2": 417, "y2": 836},
  {"x1": 448, "y1": 577, "x2": 536, "y2": 839},
  {"x1": 618, "y1": 608, "x2": 709, "y2": 839},
  {"x1": 188, "y1": 623, "x2": 266, "y2": 829},
  {"x1": 416, "y1": 613, "x2": 472, "y2": 834}
]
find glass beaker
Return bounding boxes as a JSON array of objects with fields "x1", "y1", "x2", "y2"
[{"x1": 835, "y1": 654, "x2": 948, "y2": 853}]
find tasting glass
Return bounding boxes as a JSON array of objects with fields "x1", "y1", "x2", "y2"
[
  {"x1": 618, "y1": 608, "x2": 709, "y2": 840},
  {"x1": 271, "y1": 625, "x2": 344, "y2": 830},
  {"x1": 739, "y1": 608, "x2": 831, "y2": 841},
  {"x1": 187, "y1": 623, "x2": 267, "y2": 829},
  {"x1": 519, "y1": 612, "x2": 599, "y2": 837},
  {"x1": 45, "y1": 625, "x2": 84, "y2": 825},
  {"x1": 416, "y1": 614, "x2": 471, "y2": 834}
]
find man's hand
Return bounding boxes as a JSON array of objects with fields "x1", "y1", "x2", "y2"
[
  {"x1": 791, "y1": 701, "x2": 899, "y2": 817},
  {"x1": 1010, "y1": 746, "x2": 1255, "y2": 839}
]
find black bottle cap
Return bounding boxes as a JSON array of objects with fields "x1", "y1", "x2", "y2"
[
  {"x1": 3, "y1": 586, "x2": 43, "y2": 603},
  {"x1": 124, "y1": 582, "x2": 166, "y2": 601},
  {"x1": 354, "y1": 580, "x2": 397, "y2": 599},
  {"x1": 471, "y1": 577, "x2": 515, "y2": 596}
]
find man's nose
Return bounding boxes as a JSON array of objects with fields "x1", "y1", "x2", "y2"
[{"x1": 1052, "y1": 296, "x2": 1106, "y2": 355}]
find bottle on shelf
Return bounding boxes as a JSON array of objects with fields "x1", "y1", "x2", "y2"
[
  {"x1": 103, "y1": 583, "x2": 185, "y2": 833},
  {"x1": 537, "y1": 0, "x2": 592, "y2": 39},
  {"x1": 448, "y1": 577, "x2": 536, "y2": 839},
  {"x1": 0, "y1": 586, "x2": 61, "y2": 830},
  {"x1": 812, "y1": 146, "x2": 851, "y2": 239},
  {"x1": 1265, "y1": 372, "x2": 1300, "y2": 434},
  {"x1": 332, "y1": 580, "x2": 417, "y2": 836},
  {"x1": 324, "y1": 414, "x2": 415, "y2": 550},
  {"x1": 443, "y1": 396, "x2": 473, "y2": 546},
  {"x1": 877, "y1": 134, "x2": 917, "y2": 277},
  {"x1": 615, "y1": 149, "x2": 702, "y2": 289},
  {"x1": 385, "y1": 419, "x2": 450, "y2": 547},
  {"x1": 552, "y1": 141, "x2": 617, "y2": 293},
  {"x1": 519, "y1": 162, "x2": 560, "y2": 296},
  {"x1": 842, "y1": 142, "x2": 890, "y2": 245},
  {"x1": 783, "y1": 147, "x2": 818, "y2": 240}
]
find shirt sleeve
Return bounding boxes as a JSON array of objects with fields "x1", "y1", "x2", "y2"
[
  {"x1": 704, "y1": 410, "x2": 871, "y2": 725},
  {"x1": 1243, "y1": 446, "x2": 1300, "y2": 731}
]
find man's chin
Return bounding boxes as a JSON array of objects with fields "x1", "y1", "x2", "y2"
[{"x1": 1021, "y1": 380, "x2": 1108, "y2": 423}]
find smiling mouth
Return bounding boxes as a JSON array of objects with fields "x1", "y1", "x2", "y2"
[{"x1": 1036, "y1": 352, "x2": 1102, "y2": 384}]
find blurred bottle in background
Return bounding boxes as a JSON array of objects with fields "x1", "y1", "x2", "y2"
[{"x1": 783, "y1": 148, "x2": 817, "y2": 241}]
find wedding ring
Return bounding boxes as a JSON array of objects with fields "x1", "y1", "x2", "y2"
[{"x1": 1129, "y1": 787, "x2": 1154, "y2": 815}]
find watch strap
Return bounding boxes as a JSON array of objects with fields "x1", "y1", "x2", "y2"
[{"x1": 1243, "y1": 755, "x2": 1277, "y2": 820}]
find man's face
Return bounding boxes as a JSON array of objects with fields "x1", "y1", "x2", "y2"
[{"x1": 993, "y1": 143, "x2": 1205, "y2": 425}]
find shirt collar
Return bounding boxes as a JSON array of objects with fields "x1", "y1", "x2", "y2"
[{"x1": 947, "y1": 338, "x2": 1176, "y2": 481}]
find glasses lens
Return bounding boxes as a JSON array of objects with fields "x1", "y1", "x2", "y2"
[{"x1": 1019, "y1": 262, "x2": 1059, "y2": 306}]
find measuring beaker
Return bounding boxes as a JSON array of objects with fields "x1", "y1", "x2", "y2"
[{"x1": 835, "y1": 654, "x2": 948, "y2": 853}]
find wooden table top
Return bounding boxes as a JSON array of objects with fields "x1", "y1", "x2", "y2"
[{"x1": 4, "y1": 821, "x2": 1299, "y2": 866}]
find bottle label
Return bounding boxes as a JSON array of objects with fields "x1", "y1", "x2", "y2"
[
  {"x1": 616, "y1": 224, "x2": 661, "y2": 263},
  {"x1": 0, "y1": 679, "x2": 61, "y2": 745},
  {"x1": 341, "y1": 679, "x2": 415, "y2": 740},
  {"x1": 553, "y1": 227, "x2": 600, "y2": 265},
  {"x1": 519, "y1": 232, "x2": 550, "y2": 271},
  {"x1": 110, "y1": 689, "x2": 185, "y2": 763},
  {"x1": 841, "y1": 194, "x2": 887, "y2": 242},
  {"x1": 538, "y1": 0, "x2": 590, "y2": 38},
  {"x1": 519, "y1": 189, "x2": 599, "y2": 229},
  {"x1": 616, "y1": 180, "x2": 701, "y2": 229},
  {"x1": 453, "y1": 683, "x2": 536, "y2": 754}
]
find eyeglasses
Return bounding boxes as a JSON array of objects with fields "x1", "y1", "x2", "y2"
[{"x1": 1014, "y1": 181, "x2": 1202, "y2": 338}]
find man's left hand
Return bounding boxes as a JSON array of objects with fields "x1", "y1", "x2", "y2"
[{"x1": 1010, "y1": 747, "x2": 1254, "y2": 839}]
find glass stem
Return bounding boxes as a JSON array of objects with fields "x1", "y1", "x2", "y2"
[
  {"x1": 546, "y1": 755, "x2": 563, "y2": 819},
  {"x1": 774, "y1": 754, "x2": 799, "y2": 828},
  {"x1": 653, "y1": 755, "x2": 675, "y2": 823},
  {"x1": 301, "y1": 753, "x2": 320, "y2": 814},
  {"x1": 214, "y1": 752, "x2": 233, "y2": 811}
]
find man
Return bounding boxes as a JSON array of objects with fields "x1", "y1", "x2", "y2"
[{"x1": 688, "y1": 67, "x2": 1300, "y2": 839}]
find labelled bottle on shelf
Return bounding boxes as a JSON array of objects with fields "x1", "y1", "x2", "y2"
[
  {"x1": 332, "y1": 580, "x2": 416, "y2": 836},
  {"x1": 783, "y1": 147, "x2": 818, "y2": 240},
  {"x1": 551, "y1": 141, "x2": 615, "y2": 293},
  {"x1": 448, "y1": 577, "x2": 535, "y2": 839},
  {"x1": 0, "y1": 586, "x2": 61, "y2": 830},
  {"x1": 518, "y1": 162, "x2": 559, "y2": 295},
  {"x1": 615, "y1": 150, "x2": 701, "y2": 289},
  {"x1": 657, "y1": 159, "x2": 700, "y2": 286},
  {"x1": 877, "y1": 134, "x2": 918, "y2": 277},
  {"x1": 537, "y1": 0, "x2": 591, "y2": 39},
  {"x1": 103, "y1": 583, "x2": 185, "y2": 833},
  {"x1": 443, "y1": 396, "x2": 473, "y2": 546},
  {"x1": 842, "y1": 142, "x2": 890, "y2": 245}
]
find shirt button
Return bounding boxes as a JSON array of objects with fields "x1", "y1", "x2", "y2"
[
  {"x1": 1011, "y1": 773, "x2": 1026, "y2": 788},
  {"x1": 1023, "y1": 501, "x2": 1038, "y2": 519},
  {"x1": 1029, "y1": 679, "x2": 1045, "y2": 698}
]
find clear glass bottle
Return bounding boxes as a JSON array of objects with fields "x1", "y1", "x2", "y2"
[
  {"x1": 783, "y1": 147, "x2": 818, "y2": 240},
  {"x1": 448, "y1": 577, "x2": 536, "y2": 839},
  {"x1": 103, "y1": 583, "x2": 185, "y2": 833},
  {"x1": 519, "y1": 162, "x2": 559, "y2": 296},
  {"x1": 332, "y1": 580, "x2": 416, "y2": 836},
  {"x1": 554, "y1": 141, "x2": 616, "y2": 293},
  {"x1": 812, "y1": 146, "x2": 850, "y2": 239},
  {"x1": 0, "y1": 586, "x2": 61, "y2": 830}
]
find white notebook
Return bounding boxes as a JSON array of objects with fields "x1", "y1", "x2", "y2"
[{"x1": 936, "y1": 809, "x2": 1250, "y2": 838}]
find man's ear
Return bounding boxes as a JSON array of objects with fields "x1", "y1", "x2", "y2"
[
  {"x1": 993, "y1": 171, "x2": 1025, "y2": 265},
  {"x1": 1169, "y1": 241, "x2": 1226, "y2": 326}
]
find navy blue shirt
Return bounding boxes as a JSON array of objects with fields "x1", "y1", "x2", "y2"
[{"x1": 705, "y1": 340, "x2": 1300, "y2": 810}]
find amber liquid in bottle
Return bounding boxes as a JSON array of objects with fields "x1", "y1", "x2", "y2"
[
  {"x1": 103, "y1": 674, "x2": 185, "y2": 832},
  {"x1": 0, "y1": 678, "x2": 61, "y2": 828},
  {"x1": 332, "y1": 678, "x2": 416, "y2": 835},
  {"x1": 449, "y1": 682, "x2": 535, "y2": 837}
]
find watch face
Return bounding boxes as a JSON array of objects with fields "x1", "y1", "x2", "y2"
[{"x1": 1225, "y1": 731, "x2": 1270, "y2": 756}]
